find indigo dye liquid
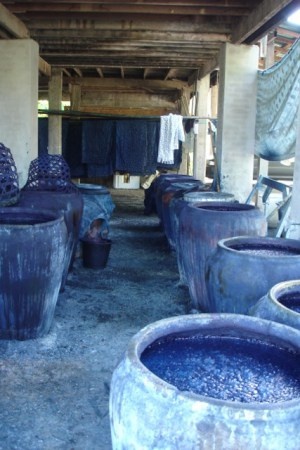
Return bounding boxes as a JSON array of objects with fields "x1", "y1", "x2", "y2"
[
  {"x1": 278, "y1": 293, "x2": 300, "y2": 313},
  {"x1": 141, "y1": 334, "x2": 300, "y2": 403}
]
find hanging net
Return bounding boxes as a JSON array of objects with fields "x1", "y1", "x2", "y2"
[
  {"x1": 23, "y1": 154, "x2": 78, "y2": 193},
  {"x1": 255, "y1": 38, "x2": 300, "y2": 161},
  {"x1": 0, "y1": 143, "x2": 20, "y2": 206}
]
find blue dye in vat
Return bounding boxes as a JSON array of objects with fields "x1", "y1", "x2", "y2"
[
  {"x1": 278, "y1": 293, "x2": 300, "y2": 313},
  {"x1": 141, "y1": 334, "x2": 300, "y2": 403},
  {"x1": 231, "y1": 244, "x2": 300, "y2": 256}
]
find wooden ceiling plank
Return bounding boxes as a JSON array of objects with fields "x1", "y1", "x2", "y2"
[
  {"x1": 2, "y1": 1, "x2": 254, "y2": 6},
  {"x1": 0, "y1": 3, "x2": 29, "y2": 38},
  {"x1": 5, "y1": 3, "x2": 251, "y2": 16}
]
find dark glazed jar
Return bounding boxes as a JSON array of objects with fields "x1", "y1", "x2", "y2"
[
  {"x1": 153, "y1": 175, "x2": 196, "y2": 224},
  {"x1": 17, "y1": 189, "x2": 83, "y2": 290},
  {"x1": 171, "y1": 192, "x2": 235, "y2": 281},
  {"x1": 206, "y1": 236, "x2": 300, "y2": 315},
  {"x1": 250, "y1": 280, "x2": 300, "y2": 330},
  {"x1": 161, "y1": 180, "x2": 204, "y2": 243},
  {"x1": 178, "y1": 202, "x2": 267, "y2": 311},
  {"x1": 110, "y1": 314, "x2": 300, "y2": 450},
  {"x1": 0, "y1": 208, "x2": 67, "y2": 340}
]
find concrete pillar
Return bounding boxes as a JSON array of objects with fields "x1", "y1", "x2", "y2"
[
  {"x1": 211, "y1": 83, "x2": 218, "y2": 118},
  {"x1": 0, "y1": 39, "x2": 39, "y2": 188},
  {"x1": 216, "y1": 43, "x2": 259, "y2": 201},
  {"x1": 193, "y1": 74, "x2": 210, "y2": 182},
  {"x1": 48, "y1": 68, "x2": 63, "y2": 154},
  {"x1": 285, "y1": 104, "x2": 300, "y2": 239}
]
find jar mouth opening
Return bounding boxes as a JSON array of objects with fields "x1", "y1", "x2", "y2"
[
  {"x1": 192, "y1": 202, "x2": 254, "y2": 212},
  {"x1": 0, "y1": 208, "x2": 62, "y2": 226},
  {"x1": 271, "y1": 281, "x2": 300, "y2": 316},
  {"x1": 220, "y1": 236, "x2": 300, "y2": 256},
  {"x1": 128, "y1": 314, "x2": 300, "y2": 410}
]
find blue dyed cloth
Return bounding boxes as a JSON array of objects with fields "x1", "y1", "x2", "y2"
[
  {"x1": 82, "y1": 120, "x2": 115, "y2": 177},
  {"x1": 115, "y1": 119, "x2": 159, "y2": 175}
]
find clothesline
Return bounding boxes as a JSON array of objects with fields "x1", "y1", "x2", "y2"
[{"x1": 38, "y1": 109, "x2": 217, "y2": 121}]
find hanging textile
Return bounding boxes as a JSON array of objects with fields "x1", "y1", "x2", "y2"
[
  {"x1": 157, "y1": 114, "x2": 185, "y2": 164},
  {"x1": 255, "y1": 38, "x2": 300, "y2": 161},
  {"x1": 115, "y1": 119, "x2": 159, "y2": 175},
  {"x1": 82, "y1": 119, "x2": 115, "y2": 177}
]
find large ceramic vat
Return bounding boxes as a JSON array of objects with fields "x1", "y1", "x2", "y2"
[
  {"x1": 153, "y1": 174, "x2": 196, "y2": 224},
  {"x1": 171, "y1": 192, "x2": 235, "y2": 281},
  {"x1": 161, "y1": 181, "x2": 205, "y2": 244},
  {"x1": 17, "y1": 190, "x2": 83, "y2": 290},
  {"x1": 110, "y1": 314, "x2": 300, "y2": 450},
  {"x1": 250, "y1": 279, "x2": 300, "y2": 330},
  {"x1": 0, "y1": 208, "x2": 67, "y2": 340},
  {"x1": 206, "y1": 236, "x2": 300, "y2": 315},
  {"x1": 178, "y1": 202, "x2": 267, "y2": 311}
]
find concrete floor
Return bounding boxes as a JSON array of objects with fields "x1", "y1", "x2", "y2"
[{"x1": 0, "y1": 188, "x2": 190, "y2": 450}]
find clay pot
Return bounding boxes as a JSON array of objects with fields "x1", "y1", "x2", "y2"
[
  {"x1": 249, "y1": 279, "x2": 300, "y2": 330},
  {"x1": 161, "y1": 181, "x2": 204, "y2": 244},
  {"x1": 178, "y1": 202, "x2": 267, "y2": 311},
  {"x1": 18, "y1": 190, "x2": 83, "y2": 290},
  {"x1": 0, "y1": 208, "x2": 67, "y2": 340},
  {"x1": 171, "y1": 192, "x2": 235, "y2": 281},
  {"x1": 110, "y1": 314, "x2": 300, "y2": 450},
  {"x1": 153, "y1": 175, "x2": 196, "y2": 224},
  {"x1": 206, "y1": 236, "x2": 300, "y2": 315}
]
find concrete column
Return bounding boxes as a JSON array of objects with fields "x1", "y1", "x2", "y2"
[
  {"x1": 216, "y1": 43, "x2": 259, "y2": 201},
  {"x1": 285, "y1": 104, "x2": 300, "y2": 239},
  {"x1": 0, "y1": 39, "x2": 39, "y2": 188},
  {"x1": 193, "y1": 74, "x2": 210, "y2": 182},
  {"x1": 48, "y1": 68, "x2": 63, "y2": 154},
  {"x1": 211, "y1": 83, "x2": 218, "y2": 118}
]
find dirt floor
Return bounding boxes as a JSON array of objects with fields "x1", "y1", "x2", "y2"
[{"x1": 0, "y1": 188, "x2": 191, "y2": 450}]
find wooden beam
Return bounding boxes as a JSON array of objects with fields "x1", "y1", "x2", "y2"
[
  {"x1": 17, "y1": 16, "x2": 232, "y2": 34},
  {"x1": 2, "y1": 1, "x2": 254, "y2": 6},
  {"x1": 39, "y1": 57, "x2": 51, "y2": 76},
  {"x1": 232, "y1": 0, "x2": 297, "y2": 44},
  {"x1": 69, "y1": 77, "x2": 187, "y2": 91},
  {"x1": 73, "y1": 67, "x2": 82, "y2": 77},
  {"x1": 63, "y1": 68, "x2": 72, "y2": 77},
  {"x1": 0, "y1": 3, "x2": 29, "y2": 38},
  {"x1": 5, "y1": 3, "x2": 251, "y2": 16},
  {"x1": 96, "y1": 67, "x2": 104, "y2": 78}
]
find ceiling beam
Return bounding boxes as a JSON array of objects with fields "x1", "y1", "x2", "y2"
[
  {"x1": 73, "y1": 67, "x2": 82, "y2": 77},
  {"x1": 39, "y1": 57, "x2": 51, "y2": 76},
  {"x1": 5, "y1": 3, "x2": 251, "y2": 16},
  {"x1": 69, "y1": 77, "x2": 187, "y2": 91},
  {"x1": 96, "y1": 67, "x2": 104, "y2": 78},
  {"x1": 0, "y1": 2, "x2": 29, "y2": 38},
  {"x1": 232, "y1": 0, "x2": 297, "y2": 44}
]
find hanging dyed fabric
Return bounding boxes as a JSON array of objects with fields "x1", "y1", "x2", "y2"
[
  {"x1": 255, "y1": 38, "x2": 300, "y2": 161},
  {"x1": 157, "y1": 114, "x2": 185, "y2": 164}
]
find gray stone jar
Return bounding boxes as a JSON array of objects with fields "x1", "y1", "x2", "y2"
[
  {"x1": 109, "y1": 314, "x2": 300, "y2": 450},
  {"x1": 206, "y1": 236, "x2": 300, "y2": 315},
  {"x1": 250, "y1": 279, "x2": 300, "y2": 330}
]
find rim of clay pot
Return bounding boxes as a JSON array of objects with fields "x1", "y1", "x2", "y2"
[
  {"x1": 0, "y1": 207, "x2": 64, "y2": 227},
  {"x1": 190, "y1": 202, "x2": 254, "y2": 212},
  {"x1": 126, "y1": 313, "x2": 300, "y2": 411},
  {"x1": 218, "y1": 236, "x2": 300, "y2": 258},
  {"x1": 184, "y1": 191, "x2": 234, "y2": 201},
  {"x1": 270, "y1": 280, "x2": 300, "y2": 317}
]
